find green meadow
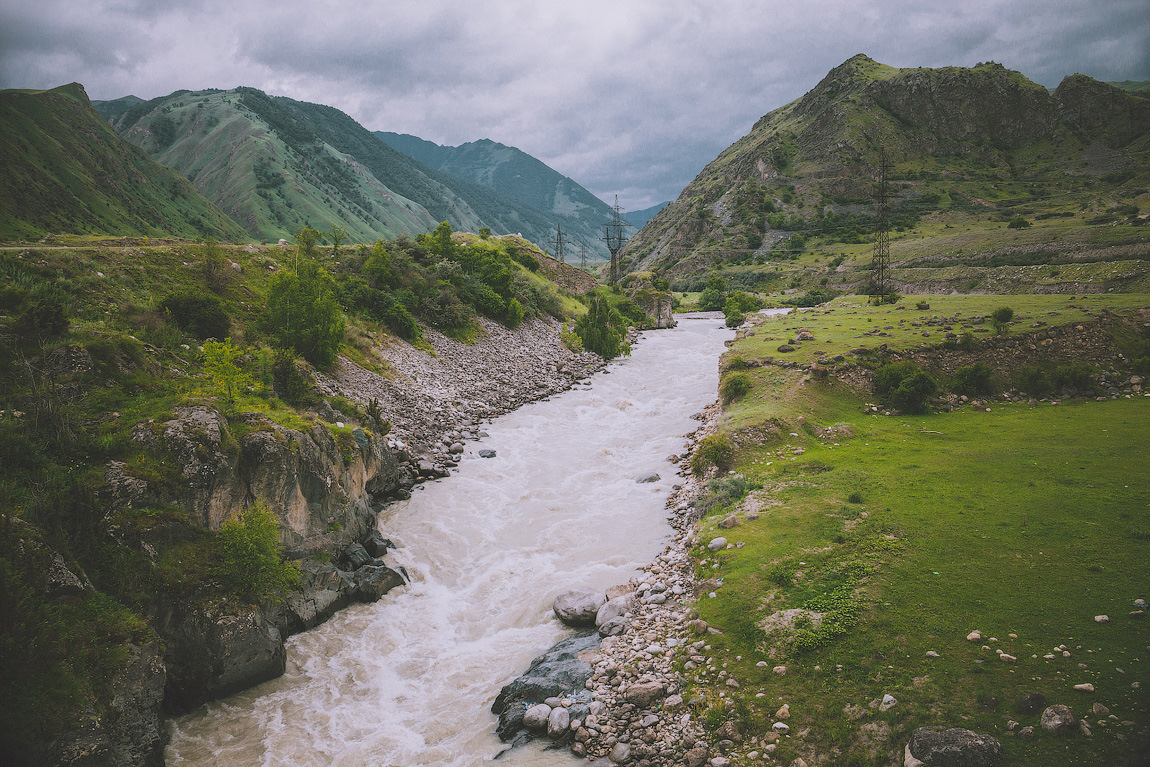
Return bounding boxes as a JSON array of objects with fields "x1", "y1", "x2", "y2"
[{"x1": 685, "y1": 296, "x2": 1150, "y2": 765}]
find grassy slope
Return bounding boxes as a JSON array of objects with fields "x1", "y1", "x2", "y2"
[
  {"x1": 0, "y1": 85, "x2": 247, "y2": 242},
  {"x1": 115, "y1": 89, "x2": 439, "y2": 243},
  {"x1": 624, "y1": 57, "x2": 1150, "y2": 280},
  {"x1": 686, "y1": 295, "x2": 1150, "y2": 766}
]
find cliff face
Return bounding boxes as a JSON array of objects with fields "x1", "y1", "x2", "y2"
[
  {"x1": 128, "y1": 406, "x2": 404, "y2": 550},
  {"x1": 1054, "y1": 74, "x2": 1150, "y2": 148}
]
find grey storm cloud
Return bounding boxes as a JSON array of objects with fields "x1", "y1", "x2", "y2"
[{"x1": 2, "y1": 0, "x2": 1148, "y2": 211}]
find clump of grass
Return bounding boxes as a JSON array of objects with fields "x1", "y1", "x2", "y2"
[
  {"x1": 720, "y1": 371, "x2": 754, "y2": 404},
  {"x1": 692, "y1": 433, "x2": 735, "y2": 475}
]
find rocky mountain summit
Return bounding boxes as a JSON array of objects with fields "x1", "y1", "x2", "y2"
[{"x1": 623, "y1": 54, "x2": 1150, "y2": 277}]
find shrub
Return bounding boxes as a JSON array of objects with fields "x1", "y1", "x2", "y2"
[
  {"x1": 200, "y1": 340, "x2": 250, "y2": 415},
  {"x1": 915, "y1": 300, "x2": 930, "y2": 310},
  {"x1": 1052, "y1": 363, "x2": 1096, "y2": 393},
  {"x1": 692, "y1": 433, "x2": 735, "y2": 475},
  {"x1": 701, "y1": 474, "x2": 758, "y2": 514},
  {"x1": 720, "y1": 371, "x2": 753, "y2": 404},
  {"x1": 722, "y1": 297, "x2": 745, "y2": 328},
  {"x1": 216, "y1": 503, "x2": 300, "y2": 603},
  {"x1": 504, "y1": 297, "x2": 525, "y2": 329},
  {"x1": 992, "y1": 306, "x2": 1014, "y2": 323},
  {"x1": 575, "y1": 295, "x2": 628, "y2": 359},
  {"x1": 951, "y1": 362, "x2": 994, "y2": 395},
  {"x1": 722, "y1": 353, "x2": 751, "y2": 372},
  {"x1": 1007, "y1": 216, "x2": 1032, "y2": 229},
  {"x1": 271, "y1": 348, "x2": 317, "y2": 406},
  {"x1": 873, "y1": 361, "x2": 938, "y2": 413},
  {"x1": 1015, "y1": 365, "x2": 1053, "y2": 395},
  {"x1": 161, "y1": 290, "x2": 230, "y2": 340},
  {"x1": 266, "y1": 261, "x2": 345, "y2": 368}
]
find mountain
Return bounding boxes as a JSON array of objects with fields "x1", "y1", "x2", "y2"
[
  {"x1": 376, "y1": 132, "x2": 614, "y2": 260},
  {"x1": 103, "y1": 88, "x2": 605, "y2": 255},
  {"x1": 1109, "y1": 80, "x2": 1150, "y2": 93},
  {"x1": 91, "y1": 94, "x2": 143, "y2": 121},
  {"x1": 622, "y1": 55, "x2": 1150, "y2": 276},
  {"x1": 0, "y1": 84, "x2": 248, "y2": 242},
  {"x1": 623, "y1": 202, "x2": 670, "y2": 229}
]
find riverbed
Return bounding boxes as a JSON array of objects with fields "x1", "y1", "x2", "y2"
[{"x1": 165, "y1": 313, "x2": 733, "y2": 766}]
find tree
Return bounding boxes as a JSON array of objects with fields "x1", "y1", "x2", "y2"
[
  {"x1": 698, "y1": 272, "x2": 727, "y2": 312},
  {"x1": 575, "y1": 295, "x2": 628, "y2": 359},
  {"x1": 200, "y1": 339, "x2": 250, "y2": 415},
  {"x1": 217, "y1": 503, "x2": 299, "y2": 603},
  {"x1": 722, "y1": 296, "x2": 745, "y2": 328},
  {"x1": 266, "y1": 261, "x2": 345, "y2": 368},
  {"x1": 295, "y1": 226, "x2": 323, "y2": 262},
  {"x1": 329, "y1": 225, "x2": 348, "y2": 258}
]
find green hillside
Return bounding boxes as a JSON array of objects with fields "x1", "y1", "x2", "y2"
[
  {"x1": 376, "y1": 131, "x2": 615, "y2": 259},
  {"x1": 105, "y1": 87, "x2": 603, "y2": 256},
  {"x1": 0, "y1": 84, "x2": 248, "y2": 242},
  {"x1": 107, "y1": 88, "x2": 440, "y2": 243},
  {"x1": 623, "y1": 56, "x2": 1150, "y2": 283}
]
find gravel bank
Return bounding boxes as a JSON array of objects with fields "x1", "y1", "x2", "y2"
[{"x1": 318, "y1": 315, "x2": 605, "y2": 482}]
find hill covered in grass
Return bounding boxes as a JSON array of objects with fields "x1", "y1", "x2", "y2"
[
  {"x1": 623, "y1": 55, "x2": 1150, "y2": 282},
  {"x1": 377, "y1": 132, "x2": 615, "y2": 260},
  {"x1": 102, "y1": 87, "x2": 601, "y2": 255},
  {"x1": 0, "y1": 84, "x2": 248, "y2": 242}
]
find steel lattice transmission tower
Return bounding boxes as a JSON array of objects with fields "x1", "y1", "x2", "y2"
[
  {"x1": 872, "y1": 150, "x2": 891, "y2": 303},
  {"x1": 579, "y1": 242, "x2": 588, "y2": 271},
  {"x1": 601, "y1": 195, "x2": 631, "y2": 284},
  {"x1": 552, "y1": 224, "x2": 571, "y2": 264}
]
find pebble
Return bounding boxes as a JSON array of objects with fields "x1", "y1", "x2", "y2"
[{"x1": 1073, "y1": 683, "x2": 1095, "y2": 692}]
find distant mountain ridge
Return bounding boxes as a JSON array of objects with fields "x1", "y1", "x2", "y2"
[
  {"x1": 623, "y1": 55, "x2": 1150, "y2": 276},
  {"x1": 376, "y1": 131, "x2": 613, "y2": 259},
  {"x1": 623, "y1": 202, "x2": 670, "y2": 229},
  {"x1": 93, "y1": 88, "x2": 612, "y2": 256},
  {"x1": 0, "y1": 84, "x2": 247, "y2": 241}
]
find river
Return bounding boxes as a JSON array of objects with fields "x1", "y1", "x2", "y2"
[{"x1": 165, "y1": 313, "x2": 735, "y2": 766}]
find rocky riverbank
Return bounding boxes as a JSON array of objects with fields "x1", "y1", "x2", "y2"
[
  {"x1": 321, "y1": 315, "x2": 605, "y2": 483},
  {"x1": 493, "y1": 404, "x2": 734, "y2": 766}
]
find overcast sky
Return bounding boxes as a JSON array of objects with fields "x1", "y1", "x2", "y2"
[{"x1": 2, "y1": 0, "x2": 1148, "y2": 210}]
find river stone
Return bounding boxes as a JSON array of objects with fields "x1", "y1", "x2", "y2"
[
  {"x1": 636, "y1": 472, "x2": 661, "y2": 483},
  {"x1": 343, "y1": 542, "x2": 372, "y2": 569},
  {"x1": 1040, "y1": 705, "x2": 1076, "y2": 736},
  {"x1": 553, "y1": 589, "x2": 607, "y2": 627},
  {"x1": 609, "y1": 742, "x2": 631, "y2": 764},
  {"x1": 523, "y1": 703, "x2": 551, "y2": 731},
  {"x1": 352, "y1": 564, "x2": 405, "y2": 602},
  {"x1": 624, "y1": 681, "x2": 665, "y2": 707},
  {"x1": 905, "y1": 727, "x2": 1002, "y2": 767},
  {"x1": 363, "y1": 530, "x2": 394, "y2": 558},
  {"x1": 491, "y1": 634, "x2": 599, "y2": 742},
  {"x1": 598, "y1": 617, "x2": 629, "y2": 637},
  {"x1": 707, "y1": 537, "x2": 728, "y2": 551},
  {"x1": 547, "y1": 705, "x2": 570, "y2": 738},
  {"x1": 478, "y1": 449, "x2": 497, "y2": 458},
  {"x1": 595, "y1": 595, "x2": 633, "y2": 627}
]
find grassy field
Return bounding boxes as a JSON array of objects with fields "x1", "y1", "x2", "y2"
[{"x1": 684, "y1": 296, "x2": 1150, "y2": 766}]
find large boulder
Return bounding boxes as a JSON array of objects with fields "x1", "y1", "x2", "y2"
[
  {"x1": 159, "y1": 600, "x2": 285, "y2": 713},
  {"x1": 491, "y1": 634, "x2": 599, "y2": 742},
  {"x1": 595, "y1": 595, "x2": 634, "y2": 627},
  {"x1": 553, "y1": 589, "x2": 607, "y2": 627},
  {"x1": 905, "y1": 727, "x2": 1002, "y2": 767},
  {"x1": 1040, "y1": 705, "x2": 1077, "y2": 736}
]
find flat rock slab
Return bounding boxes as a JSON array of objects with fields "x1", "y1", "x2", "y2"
[{"x1": 906, "y1": 727, "x2": 1002, "y2": 767}]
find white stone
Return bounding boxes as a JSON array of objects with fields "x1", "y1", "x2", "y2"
[
  {"x1": 707, "y1": 537, "x2": 728, "y2": 551},
  {"x1": 523, "y1": 703, "x2": 551, "y2": 731},
  {"x1": 773, "y1": 721, "x2": 790, "y2": 733},
  {"x1": 880, "y1": 694, "x2": 897, "y2": 711},
  {"x1": 1094, "y1": 615, "x2": 1110, "y2": 623},
  {"x1": 966, "y1": 630, "x2": 981, "y2": 641},
  {"x1": 1074, "y1": 683, "x2": 1095, "y2": 692}
]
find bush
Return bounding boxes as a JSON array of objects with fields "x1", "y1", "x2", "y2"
[
  {"x1": 161, "y1": 290, "x2": 230, "y2": 340},
  {"x1": 216, "y1": 503, "x2": 300, "y2": 603},
  {"x1": 266, "y1": 262, "x2": 344, "y2": 368},
  {"x1": 271, "y1": 348, "x2": 317, "y2": 405},
  {"x1": 504, "y1": 297, "x2": 525, "y2": 329},
  {"x1": 1052, "y1": 363, "x2": 1096, "y2": 393},
  {"x1": 722, "y1": 353, "x2": 751, "y2": 372},
  {"x1": 700, "y1": 474, "x2": 757, "y2": 514},
  {"x1": 992, "y1": 306, "x2": 1014, "y2": 323},
  {"x1": 874, "y1": 361, "x2": 938, "y2": 413},
  {"x1": 1015, "y1": 365, "x2": 1053, "y2": 395},
  {"x1": 951, "y1": 362, "x2": 994, "y2": 395},
  {"x1": 720, "y1": 371, "x2": 753, "y2": 404},
  {"x1": 915, "y1": 300, "x2": 930, "y2": 310},
  {"x1": 575, "y1": 295, "x2": 628, "y2": 359},
  {"x1": 1007, "y1": 216, "x2": 1032, "y2": 229},
  {"x1": 692, "y1": 433, "x2": 735, "y2": 475},
  {"x1": 722, "y1": 297, "x2": 745, "y2": 328}
]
